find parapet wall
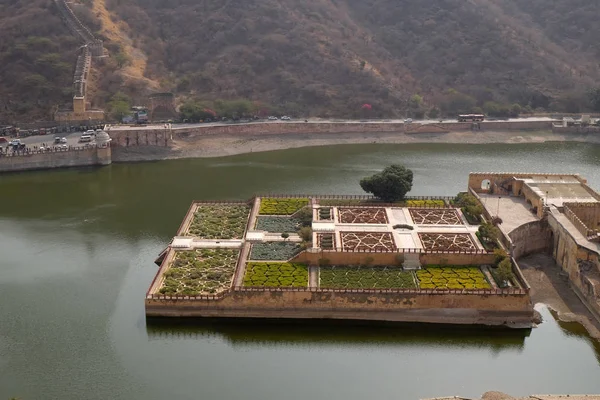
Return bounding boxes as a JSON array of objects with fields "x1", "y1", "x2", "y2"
[
  {"x1": 0, "y1": 146, "x2": 111, "y2": 172},
  {"x1": 145, "y1": 289, "x2": 533, "y2": 325}
]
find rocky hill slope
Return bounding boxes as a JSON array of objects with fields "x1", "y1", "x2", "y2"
[{"x1": 2, "y1": 0, "x2": 600, "y2": 122}]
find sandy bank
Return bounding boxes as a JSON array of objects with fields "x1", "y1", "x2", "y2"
[{"x1": 111, "y1": 129, "x2": 600, "y2": 162}]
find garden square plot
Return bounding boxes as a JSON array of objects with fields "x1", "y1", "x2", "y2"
[
  {"x1": 418, "y1": 233, "x2": 477, "y2": 251},
  {"x1": 186, "y1": 204, "x2": 250, "y2": 239},
  {"x1": 320, "y1": 265, "x2": 416, "y2": 289},
  {"x1": 158, "y1": 249, "x2": 239, "y2": 295},
  {"x1": 409, "y1": 209, "x2": 462, "y2": 225},
  {"x1": 338, "y1": 207, "x2": 388, "y2": 224},
  {"x1": 340, "y1": 232, "x2": 397, "y2": 251}
]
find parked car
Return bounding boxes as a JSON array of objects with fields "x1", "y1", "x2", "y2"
[
  {"x1": 54, "y1": 136, "x2": 61, "y2": 144},
  {"x1": 60, "y1": 137, "x2": 67, "y2": 144},
  {"x1": 404, "y1": 118, "x2": 413, "y2": 123},
  {"x1": 79, "y1": 134, "x2": 92, "y2": 143},
  {"x1": 268, "y1": 116, "x2": 278, "y2": 120},
  {"x1": 281, "y1": 116, "x2": 291, "y2": 121}
]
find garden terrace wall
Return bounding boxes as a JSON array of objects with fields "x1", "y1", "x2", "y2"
[{"x1": 145, "y1": 288, "x2": 533, "y2": 326}]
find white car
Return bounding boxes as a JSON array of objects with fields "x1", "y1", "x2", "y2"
[
  {"x1": 281, "y1": 116, "x2": 291, "y2": 121},
  {"x1": 9, "y1": 139, "x2": 21, "y2": 146},
  {"x1": 267, "y1": 116, "x2": 278, "y2": 120},
  {"x1": 404, "y1": 118, "x2": 413, "y2": 123}
]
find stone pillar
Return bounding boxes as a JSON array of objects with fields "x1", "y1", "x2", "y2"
[
  {"x1": 96, "y1": 146, "x2": 112, "y2": 165},
  {"x1": 73, "y1": 96, "x2": 86, "y2": 113}
]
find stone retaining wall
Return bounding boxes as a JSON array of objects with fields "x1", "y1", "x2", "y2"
[
  {"x1": 0, "y1": 146, "x2": 111, "y2": 172},
  {"x1": 145, "y1": 290, "x2": 533, "y2": 326},
  {"x1": 107, "y1": 119, "x2": 554, "y2": 148}
]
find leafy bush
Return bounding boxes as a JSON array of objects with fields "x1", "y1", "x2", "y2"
[
  {"x1": 158, "y1": 249, "x2": 239, "y2": 295},
  {"x1": 294, "y1": 206, "x2": 314, "y2": 226},
  {"x1": 243, "y1": 262, "x2": 308, "y2": 287},
  {"x1": 298, "y1": 226, "x2": 313, "y2": 242},
  {"x1": 360, "y1": 165, "x2": 413, "y2": 202},
  {"x1": 187, "y1": 204, "x2": 250, "y2": 238},
  {"x1": 259, "y1": 198, "x2": 309, "y2": 215},
  {"x1": 393, "y1": 224, "x2": 414, "y2": 230},
  {"x1": 249, "y1": 242, "x2": 303, "y2": 260},
  {"x1": 453, "y1": 193, "x2": 483, "y2": 224},
  {"x1": 320, "y1": 265, "x2": 416, "y2": 289},
  {"x1": 406, "y1": 199, "x2": 445, "y2": 207},
  {"x1": 491, "y1": 258, "x2": 514, "y2": 288},
  {"x1": 255, "y1": 216, "x2": 300, "y2": 233},
  {"x1": 416, "y1": 266, "x2": 491, "y2": 289}
]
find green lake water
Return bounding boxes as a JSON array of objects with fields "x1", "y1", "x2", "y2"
[{"x1": 1, "y1": 142, "x2": 600, "y2": 399}]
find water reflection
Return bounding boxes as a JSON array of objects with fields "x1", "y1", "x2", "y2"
[
  {"x1": 146, "y1": 318, "x2": 529, "y2": 352},
  {"x1": 550, "y1": 309, "x2": 600, "y2": 364}
]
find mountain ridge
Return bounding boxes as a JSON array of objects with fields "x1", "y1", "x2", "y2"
[{"x1": 1, "y1": 0, "x2": 600, "y2": 122}]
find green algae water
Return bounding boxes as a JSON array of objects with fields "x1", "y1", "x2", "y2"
[{"x1": 1, "y1": 142, "x2": 600, "y2": 400}]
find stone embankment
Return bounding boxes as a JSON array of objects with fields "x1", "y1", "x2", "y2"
[{"x1": 0, "y1": 145, "x2": 111, "y2": 173}]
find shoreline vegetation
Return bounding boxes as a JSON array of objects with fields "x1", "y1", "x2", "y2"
[{"x1": 112, "y1": 129, "x2": 600, "y2": 162}]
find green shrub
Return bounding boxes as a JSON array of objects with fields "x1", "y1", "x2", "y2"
[
  {"x1": 259, "y1": 198, "x2": 308, "y2": 215},
  {"x1": 298, "y1": 226, "x2": 312, "y2": 242},
  {"x1": 406, "y1": 199, "x2": 445, "y2": 207},
  {"x1": 243, "y1": 262, "x2": 308, "y2": 287},
  {"x1": 320, "y1": 265, "x2": 416, "y2": 289},
  {"x1": 417, "y1": 266, "x2": 491, "y2": 289}
]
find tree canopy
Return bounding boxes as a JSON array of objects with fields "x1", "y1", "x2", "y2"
[{"x1": 359, "y1": 165, "x2": 413, "y2": 202}]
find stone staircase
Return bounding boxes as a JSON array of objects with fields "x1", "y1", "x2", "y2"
[{"x1": 403, "y1": 252, "x2": 422, "y2": 270}]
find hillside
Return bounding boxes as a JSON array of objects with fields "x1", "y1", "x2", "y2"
[{"x1": 2, "y1": 0, "x2": 600, "y2": 122}]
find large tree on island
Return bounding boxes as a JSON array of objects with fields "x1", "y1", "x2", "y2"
[{"x1": 360, "y1": 165, "x2": 413, "y2": 202}]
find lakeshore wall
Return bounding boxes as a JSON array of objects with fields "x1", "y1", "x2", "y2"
[
  {"x1": 0, "y1": 146, "x2": 111, "y2": 172},
  {"x1": 107, "y1": 120, "x2": 555, "y2": 148},
  {"x1": 145, "y1": 290, "x2": 533, "y2": 325},
  {"x1": 547, "y1": 210, "x2": 600, "y2": 320}
]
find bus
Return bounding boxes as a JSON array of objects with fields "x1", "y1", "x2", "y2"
[{"x1": 458, "y1": 114, "x2": 485, "y2": 122}]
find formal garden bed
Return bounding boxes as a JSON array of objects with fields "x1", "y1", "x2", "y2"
[
  {"x1": 416, "y1": 266, "x2": 491, "y2": 289},
  {"x1": 249, "y1": 242, "x2": 304, "y2": 260},
  {"x1": 340, "y1": 232, "x2": 397, "y2": 251},
  {"x1": 259, "y1": 198, "x2": 309, "y2": 215},
  {"x1": 243, "y1": 262, "x2": 308, "y2": 287},
  {"x1": 255, "y1": 216, "x2": 300, "y2": 233},
  {"x1": 409, "y1": 209, "x2": 462, "y2": 225},
  {"x1": 418, "y1": 233, "x2": 478, "y2": 251},
  {"x1": 186, "y1": 204, "x2": 250, "y2": 239},
  {"x1": 158, "y1": 249, "x2": 239, "y2": 295},
  {"x1": 338, "y1": 207, "x2": 388, "y2": 224},
  {"x1": 317, "y1": 233, "x2": 336, "y2": 249},
  {"x1": 320, "y1": 265, "x2": 416, "y2": 289}
]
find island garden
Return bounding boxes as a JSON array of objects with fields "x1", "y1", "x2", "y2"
[{"x1": 146, "y1": 167, "x2": 533, "y2": 327}]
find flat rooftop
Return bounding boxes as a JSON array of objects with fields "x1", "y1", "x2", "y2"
[{"x1": 522, "y1": 178, "x2": 598, "y2": 207}]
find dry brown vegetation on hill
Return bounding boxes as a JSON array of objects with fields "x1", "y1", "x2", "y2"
[{"x1": 2, "y1": 0, "x2": 600, "y2": 122}]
